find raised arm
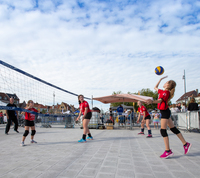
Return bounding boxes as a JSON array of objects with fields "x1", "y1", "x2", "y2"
[{"x1": 154, "y1": 76, "x2": 168, "y2": 91}]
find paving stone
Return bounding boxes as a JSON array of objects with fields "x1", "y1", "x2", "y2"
[{"x1": 0, "y1": 125, "x2": 199, "y2": 178}]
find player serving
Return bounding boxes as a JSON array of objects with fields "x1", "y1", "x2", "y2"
[{"x1": 147, "y1": 76, "x2": 191, "y2": 158}]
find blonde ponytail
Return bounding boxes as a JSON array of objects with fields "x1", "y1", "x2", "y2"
[
  {"x1": 168, "y1": 88, "x2": 175, "y2": 103},
  {"x1": 167, "y1": 80, "x2": 176, "y2": 103}
]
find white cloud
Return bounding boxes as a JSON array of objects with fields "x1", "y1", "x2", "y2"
[{"x1": 0, "y1": 0, "x2": 200, "y2": 111}]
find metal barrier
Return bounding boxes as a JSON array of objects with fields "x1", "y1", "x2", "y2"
[
  {"x1": 79, "y1": 112, "x2": 101, "y2": 129},
  {"x1": 104, "y1": 112, "x2": 138, "y2": 130},
  {"x1": 174, "y1": 111, "x2": 200, "y2": 131},
  {"x1": 40, "y1": 115, "x2": 75, "y2": 128}
]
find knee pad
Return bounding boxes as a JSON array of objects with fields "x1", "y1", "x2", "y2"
[
  {"x1": 23, "y1": 130, "x2": 29, "y2": 137},
  {"x1": 31, "y1": 130, "x2": 36, "y2": 136},
  {"x1": 160, "y1": 129, "x2": 168, "y2": 137},
  {"x1": 170, "y1": 127, "x2": 180, "y2": 135}
]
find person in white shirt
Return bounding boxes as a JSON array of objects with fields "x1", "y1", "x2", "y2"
[{"x1": 181, "y1": 103, "x2": 187, "y2": 112}]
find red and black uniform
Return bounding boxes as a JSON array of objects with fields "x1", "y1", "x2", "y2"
[
  {"x1": 79, "y1": 101, "x2": 92, "y2": 119},
  {"x1": 25, "y1": 108, "x2": 38, "y2": 126},
  {"x1": 157, "y1": 89, "x2": 171, "y2": 119},
  {"x1": 138, "y1": 105, "x2": 151, "y2": 120}
]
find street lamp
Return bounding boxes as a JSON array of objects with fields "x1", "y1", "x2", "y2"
[{"x1": 182, "y1": 70, "x2": 187, "y2": 104}]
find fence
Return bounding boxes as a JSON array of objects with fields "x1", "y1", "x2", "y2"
[{"x1": 172, "y1": 111, "x2": 200, "y2": 131}]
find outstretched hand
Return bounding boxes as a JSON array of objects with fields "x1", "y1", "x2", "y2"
[
  {"x1": 146, "y1": 99, "x2": 153, "y2": 105},
  {"x1": 160, "y1": 75, "x2": 168, "y2": 80}
]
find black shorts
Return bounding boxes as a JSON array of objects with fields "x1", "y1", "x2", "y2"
[
  {"x1": 25, "y1": 120, "x2": 35, "y2": 126},
  {"x1": 160, "y1": 108, "x2": 171, "y2": 119},
  {"x1": 85, "y1": 112, "x2": 92, "y2": 119},
  {"x1": 145, "y1": 115, "x2": 151, "y2": 120}
]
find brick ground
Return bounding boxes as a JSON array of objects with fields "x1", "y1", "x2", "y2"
[{"x1": 0, "y1": 124, "x2": 200, "y2": 178}]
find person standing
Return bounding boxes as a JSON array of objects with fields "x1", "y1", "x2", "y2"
[
  {"x1": 76, "y1": 95, "x2": 93, "y2": 143},
  {"x1": 117, "y1": 105, "x2": 124, "y2": 126},
  {"x1": 5, "y1": 98, "x2": 19, "y2": 134},
  {"x1": 137, "y1": 101, "x2": 152, "y2": 138},
  {"x1": 109, "y1": 108, "x2": 113, "y2": 123},
  {"x1": 181, "y1": 103, "x2": 187, "y2": 112},
  {"x1": 20, "y1": 100, "x2": 38, "y2": 146},
  {"x1": 147, "y1": 76, "x2": 191, "y2": 158},
  {"x1": 188, "y1": 98, "x2": 199, "y2": 111},
  {"x1": 0, "y1": 111, "x2": 3, "y2": 124}
]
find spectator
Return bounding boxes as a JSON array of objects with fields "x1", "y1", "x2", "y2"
[
  {"x1": 181, "y1": 103, "x2": 187, "y2": 112},
  {"x1": 188, "y1": 98, "x2": 199, "y2": 111},
  {"x1": 177, "y1": 103, "x2": 182, "y2": 111},
  {"x1": 117, "y1": 105, "x2": 124, "y2": 126},
  {"x1": 170, "y1": 104, "x2": 179, "y2": 113},
  {"x1": 0, "y1": 111, "x2": 3, "y2": 124},
  {"x1": 5, "y1": 98, "x2": 19, "y2": 135},
  {"x1": 153, "y1": 110, "x2": 160, "y2": 129},
  {"x1": 109, "y1": 108, "x2": 113, "y2": 123},
  {"x1": 4, "y1": 113, "x2": 7, "y2": 123}
]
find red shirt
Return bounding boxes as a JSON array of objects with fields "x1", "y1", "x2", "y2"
[
  {"x1": 25, "y1": 108, "x2": 38, "y2": 121},
  {"x1": 157, "y1": 89, "x2": 170, "y2": 110},
  {"x1": 79, "y1": 101, "x2": 91, "y2": 115},
  {"x1": 138, "y1": 105, "x2": 150, "y2": 117}
]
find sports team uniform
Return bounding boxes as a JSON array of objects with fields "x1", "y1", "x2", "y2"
[
  {"x1": 157, "y1": 89, "x2": 191, "y2": 158},
  {"x1": 79, "y1": 101, "x2": 92, "y2": 119},
  {"x1": 157, "y1": 89, "x2": 171, "y2": 119},
  {"x1": 138, "y1": 105, "x2": 151, "y2": 120},
  {"x1": 25, "y1": 108, "x2": 38, "y2": 126}
]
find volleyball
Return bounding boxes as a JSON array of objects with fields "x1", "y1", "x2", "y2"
[{"x1": 155, "y1": 66, "x2": 164, "y2": 75}]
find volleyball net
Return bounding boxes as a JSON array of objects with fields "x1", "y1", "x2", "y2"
[{"x1": 0, "y1": 60, "x2": 91, "y2": 115}]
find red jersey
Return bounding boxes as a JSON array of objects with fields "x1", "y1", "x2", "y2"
[
  {"x1": 157, "y1": 89, "x2": 170, "y2": 110},
  {"x1": 79, "y1": 101, "x2": 91, "y2": 115},
  {"x1": 138, "y1": 105, "x2": 150, "y2": 117},
  {"x1": 25, "y1": 108, "x2": 38, "y2": 121}
]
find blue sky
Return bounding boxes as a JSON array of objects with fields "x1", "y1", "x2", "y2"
[{"x1": 0, "y1": 0, "x2": 200, "y2": 111}]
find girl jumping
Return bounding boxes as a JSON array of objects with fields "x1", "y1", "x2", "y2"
[
  {"x1": 137, "y1": 101, "x2": 152, "y2": 138},
  {"x1": 20, "y1": 100, "x2": 38, "y2": 146},
  {"x1": 147, "y1": 76, "x2": 191, "y2": 158},
  {"x1": 76, "y1": 95, "x2": 93, "y2": 143}
]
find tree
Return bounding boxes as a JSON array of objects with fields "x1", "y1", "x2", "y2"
[{"x1": 139, "y1": 88, "x2": 158, "y2": 110}]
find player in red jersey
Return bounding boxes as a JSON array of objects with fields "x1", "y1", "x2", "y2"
[
  {"x1": 137, "y1": 101, "x2": 152, "y2": 138},
  {"x1": 20, "y1": 100, "x2": 38, "y2": 146},
  {"x1": 147, "y1": 76, "x2": 191, "y2": 158},
  {"x1": 76, "y1": 95, "x2": 93, "y2": 143}
]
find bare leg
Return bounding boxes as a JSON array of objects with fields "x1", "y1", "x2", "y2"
[
  {"x1": 161, "y1": 119, "x2": 170, "y2": 150},
  {"x1": 168, "y1": 118, "x2": 187, "y2": 145},
  {"x1": 83, "y1": 119, "x2": 90, "y2": 135},
  {"x1": 30, "y1": 126, "x2": 35, "y2": 140},
  {"x1": 22, "y1": 126, "x2": 29, "y2": 142},
  {"x1": 146, "y1": 119, "x2": 151, "y2": 130},
  {"x1": 141, "y1": 120, "x2": 145, "y2": 130}
]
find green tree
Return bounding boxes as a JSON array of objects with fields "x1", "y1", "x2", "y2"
[{"x1": 139, "y1": 88, "x2": 158, "y2": 110}]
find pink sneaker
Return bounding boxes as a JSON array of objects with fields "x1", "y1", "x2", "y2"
[
  {"x1": 160, "y1": 150, "x2": 174, "y2": 159},
  {"x1": 138, "y1": 132, "x2": 144, "y2": 135},
  {"x1": 183, "y1": 142, "x2": 192, "y2": 155},
  {"x1": 146, "y1": 134, "x2": 152, "y2": 138}
]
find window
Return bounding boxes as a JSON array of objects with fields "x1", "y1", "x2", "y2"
[
  {"x1": 4, "y1": 97, "x2": 7, "y2": 100},
  {"x1": 0, "y1": 96, "x2": 2, "y2": 99}
]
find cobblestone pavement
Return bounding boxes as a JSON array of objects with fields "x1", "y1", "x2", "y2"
[{"x1": 0, "y1": 124, "x2": 200, "y2": 178}]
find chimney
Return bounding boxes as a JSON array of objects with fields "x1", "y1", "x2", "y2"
[{"x1": 196, "y1": 89, "x2": 199, "y2": 95}]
